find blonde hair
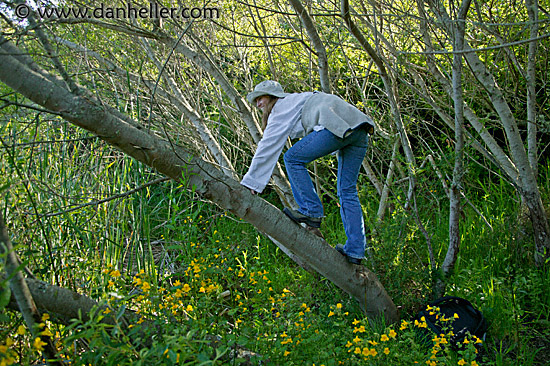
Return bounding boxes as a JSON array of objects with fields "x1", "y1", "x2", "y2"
[{"x1": 260, "y1": 96, "x2": 279, "y2": 130}]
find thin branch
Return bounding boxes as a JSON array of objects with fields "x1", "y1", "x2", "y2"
[
  {"x1": 35, "y1": 177, "x2": 169, "y2": 218},
  {"x1": 399, "y1": 31, "x2": 550, "y2": 55}
]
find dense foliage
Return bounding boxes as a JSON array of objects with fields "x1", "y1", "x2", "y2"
[{"x1": 0, "y1": 0, "x2": 549, "y2": 365}]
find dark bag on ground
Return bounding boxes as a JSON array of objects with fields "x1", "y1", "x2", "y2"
[{"x1": 414, "y1": 296, "x2": 487, "y2": 349}]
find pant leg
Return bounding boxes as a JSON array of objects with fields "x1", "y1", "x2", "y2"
[
  {"x1": 283, "y1": 129, "x2": 345, "y2": 217},
  {"x1": 337, "y1": 129, "x2": 369, "y2": 259}
]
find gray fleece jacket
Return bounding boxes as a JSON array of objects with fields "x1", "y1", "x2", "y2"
[{"x1": 301, "y1": 92, "x2": 375, "y2": 137}]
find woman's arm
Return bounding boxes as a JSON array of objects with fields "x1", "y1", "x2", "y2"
[{"x1": 240, "y1": 116, "x2": 293, "y2": 193}]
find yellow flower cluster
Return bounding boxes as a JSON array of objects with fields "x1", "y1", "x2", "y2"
[
  {"x1": 0, "y1": 312, "x2": 58, "y2": 365},
  {"x1": 346, "y1": 322, "x2": 398, "y2": 361},
  {"x1": 280, "y1": 331, "x2": 293, "y2": 345},
  {"x1": 0, "y1": 338, "x2": 16, "y2": 366},
  {"x1": 415, "y1": 316, "x2": 428, "y2": 328}
]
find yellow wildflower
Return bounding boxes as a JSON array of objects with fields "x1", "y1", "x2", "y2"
[
  {"x1": 381, "y1": 334, "x2": 389, "y2": 342},
  {"x1": 284, "y1": 351, "x2": 290, "y2": 356},
  {"x1": 458, "y1": 360, "x2": 467, "y2": 366},
  {"x1": 328, "y1": 311, "x2": 335, "y2": 317},
  {"x1": 110, "y1": 269, "x2": 121, "y2": 277},
  {"x1": 17, "y1": 325, "x2": 26, "y2": 335},
  {"x1": 336, "y1": 303, "x2": 343, "y2": 309},
  {"x1": 280, "y1": 337, "x2": 293, "y2": 345},
  {"x1": 40, "y1": 328, "x2": 53, "y2": 337},
  {"x1": 141, "y1": 281, "x2": 151, "y2": 292},
  {"x1": 33, "y1": 337, "x2": 46, "y2": 351},
  {"x1": 389, "y1": 329, "x2": 397, "y2": 338},
  {"x1": 384, "y1": 347, "x2": 390, "y2": 355}
]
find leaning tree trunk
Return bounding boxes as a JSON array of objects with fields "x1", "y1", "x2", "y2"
[{"x1": 0, "y1": 37, "x2": 399, "y2": 324}]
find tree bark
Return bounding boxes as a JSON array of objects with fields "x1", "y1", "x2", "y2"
[
  {"x1": 377, "y1": 137, "x2": 400, "y2": 222},
  {"x1": 0, "y1": 37, "x2": 398, "y2": 324},
  {"x1": 525, "y1": 0, "x2": 539, "y2": 176}
]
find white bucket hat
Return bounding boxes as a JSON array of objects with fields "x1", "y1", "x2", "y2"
[{"x1": 246, "y1": 80, "x2": 289, "y2": 103}]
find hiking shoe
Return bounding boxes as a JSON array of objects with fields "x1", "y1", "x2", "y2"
[
  {"x1": 283, "y1": 208, "x2": 322, "y2": 228},
  {"x1": 335, "y1": 244, "x2": 362, "y2": 265}
]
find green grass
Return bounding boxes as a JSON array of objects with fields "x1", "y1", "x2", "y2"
[{"x1": 1, "y1": 120, "x2": 549, "y2": 365}]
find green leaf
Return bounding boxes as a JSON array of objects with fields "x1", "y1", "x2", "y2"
[{"x1": 0, "y1": 281, "x2": 11, "y2": 310}]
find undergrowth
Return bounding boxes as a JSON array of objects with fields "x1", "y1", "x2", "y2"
[{"x1": 0, "y1": 120, "x2": 549, "y2": 365}]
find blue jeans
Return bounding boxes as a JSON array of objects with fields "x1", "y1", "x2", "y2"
[{"x1": 283, "y1": 127, "x2": 369, "y2": 259}]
